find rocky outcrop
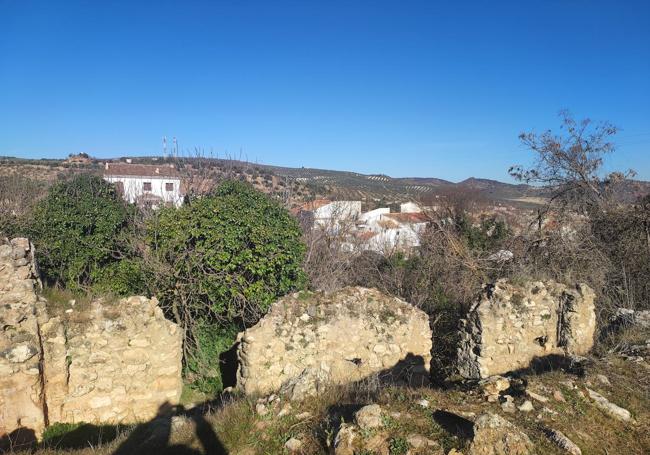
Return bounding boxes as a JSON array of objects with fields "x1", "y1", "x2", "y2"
[
  {"x1": 236, "y1": 287, "x2": 432, "y2": 399},
  {"x1": 0, "y1": 238, "x2": 183, "y2": 440},
  {"x1": 457, "y1": 280, "x2": 596, "y2": 379}
]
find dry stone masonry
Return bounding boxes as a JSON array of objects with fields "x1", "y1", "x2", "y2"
[
  {"x1": 457, "y1": 279, "x2": 596, "y2": 379},
  {"x1": 0, "y1": 238, "x2": 45, "y2": 438},
  {"x1": 0, "y1": 238, "x2": 183, "y2": 440},
  {"x1": 40, "y1": 295, "x2": 183, "y2": 426},
  {"x1": 236, "y1": 287, "x2": 432, "y2": 399}
]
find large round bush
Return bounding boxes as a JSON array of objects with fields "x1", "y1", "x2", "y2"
[
  {"x1": 148, "y1": 180, "x2": 306, "y2": 324},
  {"x1": 29, "y1": 174, "x2": 133, "y2": 290}
]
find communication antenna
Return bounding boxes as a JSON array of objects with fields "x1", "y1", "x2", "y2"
[
  {"x1": 173, "y1": 137, "x2": 178, "y2": 158},
  {"x1": 163, "y1": 136, "x2": 167, "y2": 158}
]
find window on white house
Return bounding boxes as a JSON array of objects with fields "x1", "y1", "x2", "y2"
[
  {"x1": 143, "y1": 182, "x2": 152, "y2": 191},
  {"x1": 165, "y1": 182, "x2": 174, "y2": 191}
]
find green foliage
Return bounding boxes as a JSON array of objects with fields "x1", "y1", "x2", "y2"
[
  {"x1": 91, "y1": 259, "x2": 150, "y2": 296},
  {"x1": 388, "y1": 436, "x2": 409, "y2": 455},
  {"x1": 27, "y1": 174, "x2": 138, "y2": 293},
  {"x1": 456, "y1": 215, "x2": 508, "y2": 251},
  {"x1": 185, "y1": 322, "x2": 238, "y2": 394},
  {"x1": 41, "y1": 422, "x2": 85, "y2": 444},
  {"x1": 148, "y1": 180, "x2": 306, "y2": 323}
]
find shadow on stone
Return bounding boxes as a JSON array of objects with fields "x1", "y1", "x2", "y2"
[
  {"x1": 508, "y1": 353, "x2": 590, "y2": 377},
  {"x1": 0, "y1": 428, "x2": 37, "y2": 453},
  {"x1": 219, "y1": 341, "x2": 239, "y2": 390},
  {"x1": 1, "y1": 400, "x2": 230, "y2": 455},
  {"x1": 112, "y1": 401, "x2": 228, "y2": 455},
  {"x1": 432, "y1": 410, "x2": 474, "y2": 440}
]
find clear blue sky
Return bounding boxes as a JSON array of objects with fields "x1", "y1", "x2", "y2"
[{"x1": 1, "y1": 1, "x2": 649, "y2": 182}]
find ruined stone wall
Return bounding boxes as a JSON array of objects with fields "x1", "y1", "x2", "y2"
[
  {"x1": 0, "y1": 238, "x2": 45, "y2": 438},
  {"x1": 40, "y1": 296, "x2": 183, "y2": 425},
  {"x1": 0, "y1": 238, "x2": 183, "y2": 440},
  {"x1": 237, "y1": 287, "x2": 432, "y2": 399},
  {"x1": 457, "y1": 279, "x2": 596, "y2": 379}
]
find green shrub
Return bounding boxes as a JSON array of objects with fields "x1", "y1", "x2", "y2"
[
  {"x1": 28, "y1": 174, "x2": 137, "y2": 292},
  {"x1": 185, "y1": 322, "x2": 239, "y2": 394},
  {"x1": 148, "y1": 180, "x2": 306, "y2": 323},
  {"x1": 91, "y1": 258, "x2": 150, "y2": 296}
]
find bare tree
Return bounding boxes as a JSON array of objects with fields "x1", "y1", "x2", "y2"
[{"x1": 510, "y1": 110, "x2": 635, "y2": 213}]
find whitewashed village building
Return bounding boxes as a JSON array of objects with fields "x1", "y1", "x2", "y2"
[
  {"x1": 103, "y1": 162, "x2": 183, "y2": 208},
  {"x1": 296, "y1": 199, "x2": 429, "y2": 253}
]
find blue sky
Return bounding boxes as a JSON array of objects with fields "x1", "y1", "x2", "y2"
[{"x1": 1, "y1": 1, "x2": 649, "y2": 182}]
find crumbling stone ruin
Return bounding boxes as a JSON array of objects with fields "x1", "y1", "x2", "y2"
[
  {"x1": 0, "y1": 238, "x2": 45, "y2": 438},
  {"x1": 40, "y1": 295, "x2": 183, "y2": 426},
  {"x1": 457, "y1": 279, "x2": 596, "y2": 379},
  {"x1": 236, "y1": 287, "x2": 432, "y2": 399},
  {"x1": 0, "y1": 238, "x2": 183, "y2": 440}
]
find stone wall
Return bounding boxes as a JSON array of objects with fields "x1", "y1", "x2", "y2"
[
  {"x1": 457, "y1": 279, "x2": 596, "y2": 379},
  {"x1": 0, "y1": 238, "x2": 183, "y2": 440},
  {"x1": 0, "y1": 238, "x2": 45, "y2": 438},
  {"x1": 40, "y1": 296, "x2": 183, "y2": 425},
  {"x1": 237, "y1": 287, "x2": 432, "y2": 399}
]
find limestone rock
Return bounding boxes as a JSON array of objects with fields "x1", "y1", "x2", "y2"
[
  {"x1": 236, "y1": 287, "x2": 432, "y2": 398},
  {"x1": 469, "y1": 413, "x2": 533, "y2": 455},
  {"x1": 518, "y1": 400, "x2": 534, "y2": 412},
  {"x1": 355, "y1": 404, "x2": 383, "y2": 430},
  {"x1": 586, "y1": 388, "x2": 632, "y2": 422},
  {"x1": 407, "y1": 434, "x2": 441, "y2": 451},
  {"x1": 334, "y1": 423, "x2": 358, "y2": 455},
  {"x1": 480, "y1": 376, "x2": 511, "y2": 402},
  {"x1": 284, "y1": 437, "x2": 303, "y2": 452},
  {"x1": 542, "y1": 428, "x2": 582, "y2": 455},
  {"x1": 457, "y1": 280, "x2": 596, "y2": 379}
]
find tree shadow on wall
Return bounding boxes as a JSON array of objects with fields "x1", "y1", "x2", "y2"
[
  {"x1": 1, "y1": 401, "x2": 229, "y2": 455},
  {"x1": 0, "y1": 428, "x2": 36, "y2": 454}
]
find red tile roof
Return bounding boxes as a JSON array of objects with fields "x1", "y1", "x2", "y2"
[
  {"x1": 104, "y1": 163, "x2": 180, "y2": 178},
  {"x1": 297, "y1": 199, "x2": 332, "y2": 212}
]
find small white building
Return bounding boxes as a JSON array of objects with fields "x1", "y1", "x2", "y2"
[
  {"x1": 103, "y1": 162, "x2": 183, "y2": 208},
  {"x1": 294, "y1": 199, "x2": 362, "y2": 231},
  {"x1": 400, "y1": 201, "x2": 422, "y2": 213}
]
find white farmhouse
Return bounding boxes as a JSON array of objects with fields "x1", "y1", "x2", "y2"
[
  {"x1": 294, "y1": 199, "x2": 362, "y2": 231},
  {"x1": 103, "y1": 162, "x2": 183, "y2": 208}
]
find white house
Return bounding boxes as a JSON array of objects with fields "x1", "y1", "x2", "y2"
[
  {"x1": 400, "y1": 201, "x2": 422, "y2": 213},
  {"x1": 103, "y1": 162, "x2": 183, "y2": 208},
  {"x1": 357, "y1": 207, "x2": 390, "y2": 228}
]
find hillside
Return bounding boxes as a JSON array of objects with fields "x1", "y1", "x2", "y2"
[{"x1": 2, "y1": 156, "x2": 649, "y2": 209}]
